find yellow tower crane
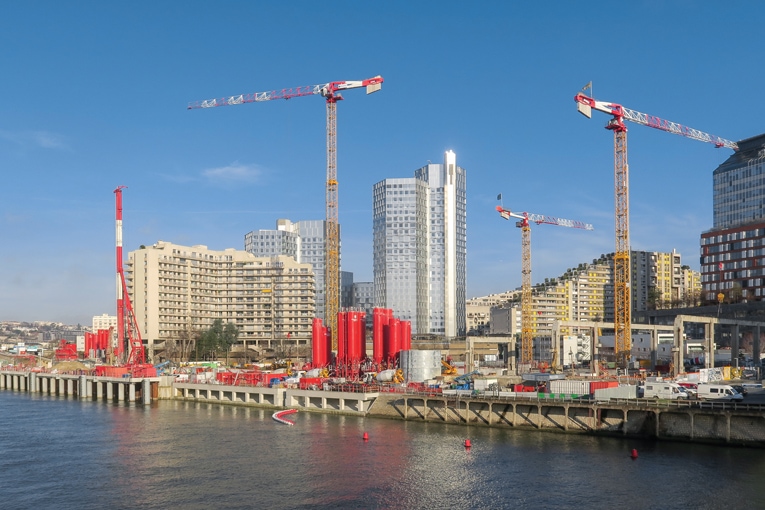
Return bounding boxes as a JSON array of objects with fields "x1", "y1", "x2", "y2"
[
  {"x1": 496, "y1": 205, "x2": 594, "y2": 368},
  {"x1": 189, "y1": 76, "x2": 383, "y2": 351},
  {"x1": 574, "y1": 86, "x2": 737, "y2": 367}
]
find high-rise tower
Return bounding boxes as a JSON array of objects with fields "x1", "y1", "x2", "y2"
[
  {"x1": 702, "y1": 133, "x2": 765, "y2": 302},
  {"x1": 373, "y1": 150, "x2": 467, "y2": 337}
]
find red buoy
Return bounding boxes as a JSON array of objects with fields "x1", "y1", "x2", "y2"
[
  {"x1": 630, "y1": 449, "x2": 638, "y2": 459},
  {"x1": 363, "y1": 432, "x2": 369, "y2": 441},
  {"x1": 464, "y1": 439, "x2": 471, "y2": 448}
]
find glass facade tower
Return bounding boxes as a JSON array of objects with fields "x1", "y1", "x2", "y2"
[
  {"x1": 373, "y1": 150, "x2": 467, "y2": 337},
  {"x1": 702, "y1": 133, "x2": 765, "y2": 301},
  {"x1": 713, "y1": 134, "x2": 765, "y2": 229},
  {"x1": 245, "y1": 219, "x2": 337, "y2": 321}
]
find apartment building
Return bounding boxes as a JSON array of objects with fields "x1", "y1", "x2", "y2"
[
  {"x1": 486, "y1": 251, "x2": 699, "y2": 337},
  {"x1": 127, "y1": 241, "x2": 315, "y2": 360},
  {"x1": 92, "y1": 313, "x2": 117, "y2": 333}
]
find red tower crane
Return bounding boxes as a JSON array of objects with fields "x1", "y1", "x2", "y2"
[
  {"x1": 189, "y1": 76, "x2": 383, "y2": 352},
  {"x1": 114, "y1": 186, "x2": 147, "y2": 369},
  {"x1": 574, "y1": 88, "x2": 737, "y2": 367},
  {"x1": 496, "y1": 205, "x2": 594, "y2": 367}
]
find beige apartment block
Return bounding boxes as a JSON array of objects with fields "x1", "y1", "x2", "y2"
[
  {"x1": 467, "y1": 291, "x2": 520, "y2": 334},
  {"x1": 92, "y1": 313, "x2": 117, "y2": 333},
  {"x1": 126, "y1": 241, "x2": 315, "y2": 362}
]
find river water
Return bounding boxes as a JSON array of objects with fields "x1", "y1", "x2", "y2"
[{"x1": 1, "y1": 391, "x2": 764, "y2": 510}]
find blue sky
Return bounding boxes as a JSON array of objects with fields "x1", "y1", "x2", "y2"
[{"x1": 1, "y1": 1, "x2": 763, "y2": 325}]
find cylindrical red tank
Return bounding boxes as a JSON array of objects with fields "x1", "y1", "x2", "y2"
[
  {"x1": 389, "y1": 318, "x2": 401, "y2": 363},
  {"x1": 358, "y1": 312, "x2": 367, "y2": 360},
  {"x1": 347, "y1": 312, "x2": 360, "y2": 363},
  {"x1": 337, "y1": 312, "x2": 347, "y2": 365},
  {"x1": 325, "y1": 324, "x2": 332, "y2": 365},
  {"x1": 373, "y1": 308, "x2": 386, "y2": 364},
  {"x1": 312, "y1": 318, "x2": 326, "y2": 367},
  {"x1": 401, "y1": 320, "x2": 412, "y2": 351},
  {"x1": 98, "y1": 329, "x2": 109, "y2": 351},
  {"x1": 382, "y1": 323, "x2": 390, "y2": 364},
  {"x1": 85, "y1": 332, "x2": 94, "y2": 357},
  {"x1": 384, "y1": 308, "x2": 394, "y2": 362}
]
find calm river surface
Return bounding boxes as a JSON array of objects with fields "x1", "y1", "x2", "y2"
[{"x1": 1, "y1": 391, "x2": 764, "y2": 510}]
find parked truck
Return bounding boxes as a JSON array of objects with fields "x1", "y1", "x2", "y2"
[
  {"x1": 697, "y1": 384, "x2": 744, "y2": 402},
  {"x1": 643, "y1": 381, "x2": 688, "y2": 400}
]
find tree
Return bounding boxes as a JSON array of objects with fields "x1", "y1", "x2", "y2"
[
  {"x1": 163, "y1": 321, "x2": 199, "y2": 363},
  {"x1": 687, "y1": 288, "x2": 703, "y2": 307},
  {"x1": 195, "y1": 319, "x2": 239, "y2": 363},
  {"x1": 222, "y1": 322, "x2": 239, "y2": 365},
  {"x1": 647, "y1": 287, "x2": 662, "y2": 310},
  {"x1": 178, "y1": 320, "x2": 199, "y2": 362}
]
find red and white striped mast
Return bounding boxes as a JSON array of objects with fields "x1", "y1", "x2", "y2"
[{"x1": 115, "y1": 186, "x2": 127, "y2": 361}]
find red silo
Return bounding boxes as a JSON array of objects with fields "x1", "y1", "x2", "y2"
[
  {"x1": 337, "y1": 311, "x2": 347, "y2": 365},
  {"x1": 85, "y1": 332, "x2": 95, "y2": 357},
  {"x1": 347, "y1": 312, "x2": 360, "y2": 363},
  {"x1": 373, "y1": 308, "x2": 386, "y2": 364},
  {"x1": 389, "y1": 318, "x2": 401, "y2": 362},
  {"x1": 401, "y1": 320, "x2": 412, "y2": 351},
  {"x1": 98, "y1": 329, "x2": 110, "y2": 351},
  {"x1": 312, "y1": 318, "x2": 327, "y2": 367},
  {"x1": 325, "y1": 324, "x2": 332, "y2": 364},
  {"x1": 358, "y1": 312, "x2": 367, "y2": 360}
]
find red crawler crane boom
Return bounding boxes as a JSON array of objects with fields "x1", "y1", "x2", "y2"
[
  {"x1": 115, "y1": 186, "x2": 146, "y2": 366},
  {"x1": 496, "y1": 205, "x2": 594, "y2": 368},
  {"x1": 189, "y1": 76, "x2": 383, "y2": 353},
  {"x1": 574, "y1": 89, "x2": 737, "y2": 368}
]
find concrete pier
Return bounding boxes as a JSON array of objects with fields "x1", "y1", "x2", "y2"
[
  {"x1": 0, "y1": 370, "x2": 159, "y2": 404},
  {"x1": 172, "y1": 382, "x2": 377, "y2": 415}
]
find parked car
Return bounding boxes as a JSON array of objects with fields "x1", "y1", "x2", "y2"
[
  {"x1": 677, "y1": 382, "x2": 698, "y2": 397},
  {"x1": 730, "y1": 384, "x2": 748, "y2": 396},
  {"x1": 678, "y1": 386, "x2": 697, "y2": 398}
]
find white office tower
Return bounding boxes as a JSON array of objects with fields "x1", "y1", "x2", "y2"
[{"x1": 373, "y1": 150, "x2": 467, "y2": 337}]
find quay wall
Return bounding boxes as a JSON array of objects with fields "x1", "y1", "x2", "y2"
[
  {"x1": 2, "y1": 369, "x2": 764, "y2": 446},
  {"x1": 366, "y1": 393, "x2": 765, "y2": 447}
]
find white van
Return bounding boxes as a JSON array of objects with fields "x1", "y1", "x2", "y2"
[
  {"x1": 643, "y1": 382, "x2": 688, "y2": 400},
  {"x1": 697, "y1": 384, "x2": 744, "y2": 402}
]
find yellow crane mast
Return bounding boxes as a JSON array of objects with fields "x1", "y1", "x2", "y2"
[
  {"x1": 496, "y1": 205, "x2": 594, "y2": 367},
  {"x1": 574, "y1": 86, "x2": 737, "y2": 367},
  {"x1": 189, "y1": 76, "x2": 383, "y2": 351}
]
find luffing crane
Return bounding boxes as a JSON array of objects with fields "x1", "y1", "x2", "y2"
[
  {"x1": 496, "y1": 205, "x2": 594, "y2": 366},
  {"x1": 574, "y1": 86, "x2": 737, "y2": 367},
  {"x1": 189, "y1": 76, "x2": 383, "y2": 351}
]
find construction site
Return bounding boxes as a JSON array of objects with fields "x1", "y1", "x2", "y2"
[{"x1": 2, "y1": 78, "x2": 764, "y2": 450}]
